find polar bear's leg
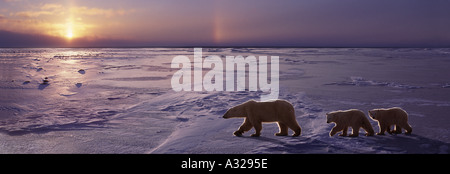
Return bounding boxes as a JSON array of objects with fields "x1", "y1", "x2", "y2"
[
  {"x1": 275, "y1": 122, "x2": 288, "y2": 136},
  {"x1": 251, "y1": 122, "x2": 262, "y2": 137},
  {"x1": 330, "y1": 125, "x2": 343, "y2": 137},
  {"x1": 349, "y1": 126, "x2": 360, "y2": 137},
  {"x1": 393, "y1": 125, "x2": 402, "y2": 134},
  {"x1": 289, "y1": 124, "x2": 301, "y2": 137},
  {"x1": 386, "y1": 124, "x2": 394, "y2": 135},
  {"x1": 234, "y1": 118, "x2": 253, "y2": 136},
  {"x1": 377, "y1": 123, "x2": 387, "y2": 135},
  {"x1": 399, "y1": 122, "x2": 412, "y2": 135},
  {"x1": 339, "y1": 127, "x2": 348, "y2": 136},
  {"x1": 284, "y1": 121, "x2": 301, "y2": 137}
]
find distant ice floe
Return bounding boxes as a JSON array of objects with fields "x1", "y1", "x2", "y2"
[
  {"x1": 442, "y1": 83, "x2": 450, "y2": 88},
  {"x1": 386, "y1": 98, "x2": 450, "y2": 107},
  {"x1": 325, "y1": 76, "x2": 424, "y2": 89}
]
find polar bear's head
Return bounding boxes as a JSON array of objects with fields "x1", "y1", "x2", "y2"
[
  {"x1": 223, "y1": 100, "x2": 253, "y2": 119},
  {"x1": 326, "y1": 112, "x2": 336, "y2": 123},
  {"x1": 368, "y1": 110, "x2": 379, "y2": 120}
]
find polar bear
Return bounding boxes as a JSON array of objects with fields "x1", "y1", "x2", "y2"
[
  {"x1": 368, "y1": 107, "x2": 412, "y2": 135},
  {"x1": 326, "y1": 109, "x2": 374, "y2": 137},
  {"x1": 223, "y1": 99, "x2": 301, "y2": 137}
]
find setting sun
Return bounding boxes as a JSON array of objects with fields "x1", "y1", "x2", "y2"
[
  {"x1": 66, "y1": 30, "x2": 73, "y2": 39},
  {"x1": 65, "y1": 19, "x2": 74, "y2": 39}
]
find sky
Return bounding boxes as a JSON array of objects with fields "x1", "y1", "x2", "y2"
[{"x1": 1, "y1": 0, "x2": 450, "y2": 47}]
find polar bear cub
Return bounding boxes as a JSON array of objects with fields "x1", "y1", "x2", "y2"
[
  {"x1": 369, "y1": 107, "x2": 412, "y2": 135},
  {"x1": 223, "y1": 99, "x2": 301, "y2": 137},
  {"x1": 326, "y1": 109, "x2": 375, "y2": 137}
]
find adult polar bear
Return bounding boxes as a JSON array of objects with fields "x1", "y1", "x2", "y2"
[{"x1": 223, "y1": 100, "x2": 301, "y2": 137}]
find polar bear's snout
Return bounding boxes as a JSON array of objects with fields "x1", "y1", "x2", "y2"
[{"x1": 222, "y1": 110, "x2": 231, "y2": 119}]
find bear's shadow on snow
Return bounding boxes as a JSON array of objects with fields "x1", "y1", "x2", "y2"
[
  {"x1": 239, "y1": 135, "x2": 354, "y2": 153},
  {"x1": 368, "y1": 134, "x2": 449, "y2": 153},
  {"x1": 240, "y1": 133, "x2": 449, "y2": 154}
]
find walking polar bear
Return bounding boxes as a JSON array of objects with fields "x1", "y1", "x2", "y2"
[
  {"x1": 222, "y1": 99, "x2": 301, "y2": 137},
  {"x1": 326, "y1": 109, "x2": 375, "y2": 137},
  {"x1": 369, "y1": 107, "x2": 412, "y2": 135}
]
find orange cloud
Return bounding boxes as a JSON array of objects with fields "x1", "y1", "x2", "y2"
[
  {"x1": 12, "y1": 10, "x2": 55, "y2": 17},
  {"x1": 10, "y1": 3, "x2": 131, "y2": 18},
  {"x1": 41, "y1": 3, "x2": 63, "y2": 10},
  {"x1": 10, "y1": 3, "x2": 63, "y2": 17}
]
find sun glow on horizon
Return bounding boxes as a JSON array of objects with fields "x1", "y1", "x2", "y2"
[
  {"x1": 65, "y1": 29, "x2": 74, "y2": 39},
  {"x1": 65, "y1": 18, "x2": 74, "y2": 39},
  {"x1": 0, "y1": 1, "x2": 138, "y2": 45}
]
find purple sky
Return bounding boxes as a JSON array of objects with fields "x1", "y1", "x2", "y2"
[{"x1": 1, "y1": 0, "x2": 449, "y2": 47}]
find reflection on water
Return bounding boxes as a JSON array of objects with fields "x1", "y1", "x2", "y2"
[{"x1": 0, "y1": 48, "x2": 175, "y2": 134}]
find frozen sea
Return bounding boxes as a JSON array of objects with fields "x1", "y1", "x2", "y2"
[{"x1": 0, "y1": 47, "x2": 449, "y2": 153}]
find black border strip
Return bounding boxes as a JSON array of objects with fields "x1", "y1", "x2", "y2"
[{"x1": 0, "y1": 154, "x2": 447, "y2": 172}]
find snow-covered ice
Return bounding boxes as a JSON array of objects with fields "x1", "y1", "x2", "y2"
[{"x1": 0, "y1": 48, "x2": 449, "y2": 153}]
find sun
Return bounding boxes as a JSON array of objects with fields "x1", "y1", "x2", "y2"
[
  {"x1": 60, "y1": 16, "x2": 90, "y2": 40},
  {"x1": 65, "y1": 19, "x2": 74, "y2": 39},
  {"x1": 66, "y1": 30, "x2": 73, "y2": 39}
]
